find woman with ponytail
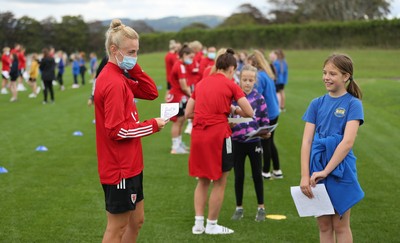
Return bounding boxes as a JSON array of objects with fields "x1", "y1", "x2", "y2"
[
  {"x1": 300, "y1": 54, "x2": 364, "y2": 242},
  {"x1": 185, "y1": 48, "x2": 253, "y2": 235}
]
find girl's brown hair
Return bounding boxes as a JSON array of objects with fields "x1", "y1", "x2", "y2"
[
  {"x1": 215, "y1": 48, "x2": 237, "y2": 71},
  {"x1": 324, "y1": 54, "x2": 362, "y2": 99}
]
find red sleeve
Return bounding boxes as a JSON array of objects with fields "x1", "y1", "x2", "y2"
[
  {"x1": 177, "y1": 63, "x2": 187, "y2": 80},
  {"x1": 198, "y1": 58, "x2": 207, "y2": 77},
  {"x1": 103, "y1": 79, "x2": 159, "y2": 140},
  {"x1": 231, "y1": 81, "x2": 245, "y2": 101},
  {"x1": 107, "y1": 117, "x2": 159, "y2": 141},
  {"x1": 126, "y1": 63, "x2": 158, "y2": 100}
]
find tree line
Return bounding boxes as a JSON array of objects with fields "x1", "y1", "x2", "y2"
[{"x1": 0, "y1": 0, "x2": 393, "y2": 56}]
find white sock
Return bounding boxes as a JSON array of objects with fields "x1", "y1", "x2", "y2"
[
  {"x1": 172, "y1": 137, "x2": 180, "y2": 150},
  {"x1": 236, "y1": 206, "x2": 243, "y2": 210},
  {"x1": 195, "y1": 215, "x2": 204, "y2": 225},
  {"x1": 206, "y1": 219, "x2": 217, "y2": 226}
]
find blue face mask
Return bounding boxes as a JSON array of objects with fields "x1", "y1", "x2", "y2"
[
  {"x1": 116, "y1": 50, "x2": 137, "y2": 70},
  {"x1": 184, "y1": 58, "x2": 193, "y2": 65},
  {"x1": 207, "y1": 52, "x2": 216, "y2": 60}
]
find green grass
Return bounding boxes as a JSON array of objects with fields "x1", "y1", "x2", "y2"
[{"x1": 0, "y1": 49, "x2": 399, "y2": 242}]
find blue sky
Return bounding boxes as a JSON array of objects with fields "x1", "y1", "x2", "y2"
[{"x1": 1, "y1": 0, "x2": 399, "y2": 21}]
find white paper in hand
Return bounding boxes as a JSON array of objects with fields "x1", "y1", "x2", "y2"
[
  {"x1": 290, "y1": 184, "x2": 335, "y2": 217},
  {"x1": 161, "y1": 103, "x2": 179, "y2": 120}
]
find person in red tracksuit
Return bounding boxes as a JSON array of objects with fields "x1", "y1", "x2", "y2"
[
  {"x1": 94, "y1": 19, "x2": 167, "y2": 243},
  {"x1": 164, "y1": 39, "x2": 179, "y2": 91},
  {"x1": 1, "y1": 47, "x2": 11, "y2": 94},
  {"x1": 167, "y1": 44, "x2": 193, "y2": 154}
]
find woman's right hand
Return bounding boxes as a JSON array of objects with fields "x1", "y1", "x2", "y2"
[
  {"x1": 155, "y1": 118, "x2": 168, "y2": 131},
  {"x1": 300, "y1": 176, "x2": 313, "y2": 199}
]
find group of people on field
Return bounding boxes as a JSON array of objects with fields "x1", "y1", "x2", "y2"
[
  {"x1": 92, "y1": 19, "x2": 365, "y2": 243},
  {"x1": 1, "y1": 44, "x2": 98, "y2": 104},
  {"x1": 163, "y1": 39, "x2": 289, "y2": 233}
]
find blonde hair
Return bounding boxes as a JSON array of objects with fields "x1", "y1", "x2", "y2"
[
  {"x1": 240, "y1": 64, "x2": 258, "y2": 80},
  {"x1": 189, "y1": 40, "x2": 203, "y2": 52},
  {"x1": 169, "y1": 39, "x2": 177, "y2": 50},
  {"x1": 247, "y1": 50, "x2": 275, "y2": 80},
  {"x1": 105, "y1": 19, "x2": 139, "y2": 57}
]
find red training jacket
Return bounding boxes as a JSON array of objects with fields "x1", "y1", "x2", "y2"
[{"x1": 94, "y1": 62, "x2": 159, "y2": 184}]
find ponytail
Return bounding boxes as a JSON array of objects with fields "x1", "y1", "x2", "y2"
[
  {"x1": 215, "y1": 48, "x2": 237, "y2": 71},
  {"x1": 347, "y1": 77, "x2": 362, "y2": 100}
]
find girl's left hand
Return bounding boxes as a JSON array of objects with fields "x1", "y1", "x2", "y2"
[
  {"x1": 260, "y1": 132, "x2": 271, "y2": 139},
  {"x1": 310, "y1": 170, "x2": 328, "y2": 187}
]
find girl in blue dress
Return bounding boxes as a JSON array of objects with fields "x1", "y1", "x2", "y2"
[{"x1": 300, "y1": 54, "x2": 364, "y2": 242}]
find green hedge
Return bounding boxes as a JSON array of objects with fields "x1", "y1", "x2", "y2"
[{"x1": 139, "y1": 19, "x2": 400, "y2": 52}]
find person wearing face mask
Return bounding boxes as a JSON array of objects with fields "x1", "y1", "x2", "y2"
[
  {"x1": 94, "y1": 19, "x2": 167, "y2": 243},
  {"x1": 1, "y1": 47, "x2": 11, "y2": 95},
  {"x1": 199, "y1": 46, "x2": 216, "y2": 80},
  {"x1": 167, "y1": 44, "x2": 193, "y2": 154}
]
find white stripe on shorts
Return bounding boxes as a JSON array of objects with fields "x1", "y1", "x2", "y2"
[{"x1": 117, "y1": 178, "x2": 126, "y2": 190}]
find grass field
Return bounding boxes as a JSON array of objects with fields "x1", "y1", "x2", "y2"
[{"x1": 0, "y1": 49, "x2": 399, "y2": 242}]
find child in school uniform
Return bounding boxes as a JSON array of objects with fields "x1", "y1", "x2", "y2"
[{"x1": 300, "y1": 54, "x2": 364, "y2": 242}]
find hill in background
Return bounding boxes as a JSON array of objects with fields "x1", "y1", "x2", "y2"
[{"x1": 101, "y1": 15, "x2": 225, "y2": 32}]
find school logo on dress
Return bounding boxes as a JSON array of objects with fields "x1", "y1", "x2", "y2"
[
  {"x1": 131, "y1": 194, "x2": 137, "y2": 205},
  {"x1": 334, "y1": 107, "x2": 346, "y2": 117}
]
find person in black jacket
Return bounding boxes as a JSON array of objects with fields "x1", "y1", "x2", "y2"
[
  {"x1": 9, "y1": 53, "x2": 19, "y2": 102},
  {"x1": 39, "y1": 48, "x2": 56, "y2": 104}
]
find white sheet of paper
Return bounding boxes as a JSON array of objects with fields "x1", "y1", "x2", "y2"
[
  {"x1": 228, "y1": 117, "x2": 253, "y2": 123},
  {"x1": 160, "y1": 103, "x2": 179, "y2": 120},
  {"x1": 244, "y1": 123, "x2": 278, "y2": 141},
  {"x1": 290, "y1": 184, "x2": 335, "y2": 217}
]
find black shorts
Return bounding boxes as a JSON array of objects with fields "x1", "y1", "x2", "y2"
[
  {"x1": 10, "y1": 74, "x2": 18, "y2": 82},
  {"x1": 177, "y1": 97, "x2": 188, "y2": 117},
  {"x1": 222, "y1": 137, "x2": 234, "y2": 172},
  {"x1": 275, "y1": 84, "x2": 285, "y2": 92},
  {"x1": 102, "y1": 172, "x2": 144, "y2": 214}
]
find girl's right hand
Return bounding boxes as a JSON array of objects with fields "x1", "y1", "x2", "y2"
[{"x1": 300, "y1": 176, "x2": 313, "y2": 199}]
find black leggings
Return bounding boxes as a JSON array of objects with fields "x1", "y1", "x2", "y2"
[
  {"x1": 57, "y1": 72, "x2": 63, "y2": 86},
  {"x1": 233, "y1": 140, "x2": 264, "y2": 206},
  {"x1": 43, "y1": 80, "x2": 54, "y2": 102},
  {"x1": 262, "y1": 116, "x2": 280, "y2": 172}
]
